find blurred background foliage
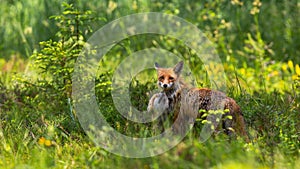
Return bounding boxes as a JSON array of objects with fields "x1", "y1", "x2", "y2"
[
  {"x1": 1, "y1": 0, "x2": 299, "y2": 62},
  {"x1": 0, "y1": 0, "x2": 300, "y2": 168},
  {"x1": 0, "y1": 0, "x2": 299, "y2": 93}
]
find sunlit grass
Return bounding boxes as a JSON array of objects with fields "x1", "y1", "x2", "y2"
[{"x1": 1, "y1": 0, "x2": 299, "y2": 168}]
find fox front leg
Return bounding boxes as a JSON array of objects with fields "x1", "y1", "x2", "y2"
[{"x1": 147, "y1": 92, "x2": 169, "y2": 114}]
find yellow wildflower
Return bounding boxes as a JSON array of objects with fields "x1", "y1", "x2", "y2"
[
  {"x1": 250, "y1": 7, "x2": 260, "y2": 15},
  {"x1": 107, "y1": 1, "x2": 117, "y2": 14},
  {"x1": 38, "y1": 137, "x2": 52, "y2": 147},
  {"x1": 132, "y1": 1, "x2": 137, "y2": 10},
  {"x1": 295, "y1": 64, "x2": 300, "y2": 76},
  {"x1": 45, "y1": 139, "x2": 52, "y2": 147},
  {"x1": 282, "y1": 64, "x2": 287, "y2": 71},
  {"x1": 253, "y1": 0, "x2": 262, "y2": 6},
  {"x1": 231, "y1": 0, "x2": 243, "y2": 6},
  {"x1": 292, "y1": 75, "x2": 299, "y2": 80},
  {"x1": 288, "y1": 60, "x2": 294, "y2": 70},
  {"x1": 4, "y1": 143, "x2": 11, "y2": 152},
  {"x1": 292, "y1": 75, "x2": 298, "y2": 80},
  {"x1": 38, "y1": 137, "x2": 46, "y2": 145}
]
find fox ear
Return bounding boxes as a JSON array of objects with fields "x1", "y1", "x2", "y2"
[
  {"x1": 173, "y1": 61, "x2": 184, "y2": 75},
  {"x1": 154, "y1": 62, "x2": 161, "y2": 69}
]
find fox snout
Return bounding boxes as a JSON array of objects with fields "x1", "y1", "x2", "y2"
[{"x1": 158, "y1": 81, "x2": 173, "y2": 90}]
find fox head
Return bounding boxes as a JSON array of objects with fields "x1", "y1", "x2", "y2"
[{"x1": 154, "y1": 61, "x2": 184, "y2": 91}]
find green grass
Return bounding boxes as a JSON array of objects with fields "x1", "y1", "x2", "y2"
[
  {"x1": 1, "y1": 0, "x2": 300, "y2": 168},
  {"x1": 1, "y1": 61, "x2": 299, "y2": 168}
]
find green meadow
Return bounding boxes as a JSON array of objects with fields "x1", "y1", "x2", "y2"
[{"x1": 0, "y1": 0, "x2": 299, "y2": 168}]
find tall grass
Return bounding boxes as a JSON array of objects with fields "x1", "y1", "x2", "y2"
[{"x1": 0, "y1": 0, "x2": 62, "y2": 58}]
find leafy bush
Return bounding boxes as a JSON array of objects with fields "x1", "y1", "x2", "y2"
[
  {"x1": 4, "y1": 4, "x2": 104, "y2": 136},
  {"x1": 30, "y1": 3, "x2": 96, "y2": 99}
]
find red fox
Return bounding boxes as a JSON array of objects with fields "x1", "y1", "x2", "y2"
[{"x1": 147, "y1": 61, "x2": 249, "y2": 141}]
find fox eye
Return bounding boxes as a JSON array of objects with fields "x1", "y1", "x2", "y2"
[
  {"x1": 169, "y1": 77, "x2": 174, "y2": 80},
  {"x1": 159, "y1": 76, "x2": 164, "y2": 80}
]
